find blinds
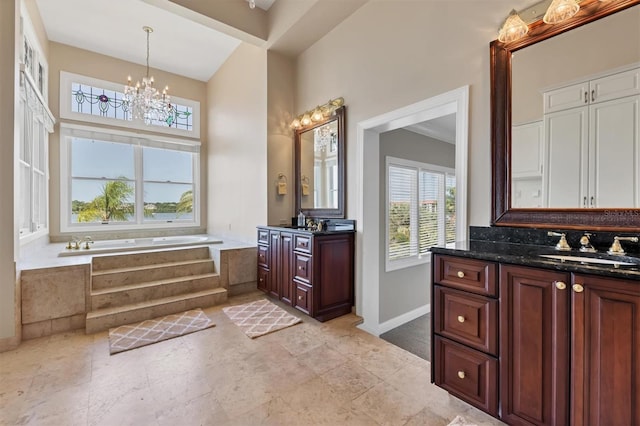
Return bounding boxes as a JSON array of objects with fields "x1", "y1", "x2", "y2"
[{"x1": 388, "y1": 165, "x2": 417, "y2": 260}]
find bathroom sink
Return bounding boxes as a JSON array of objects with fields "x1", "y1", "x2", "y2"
[{"x1": 539, "y1": 254, "x2": 640, "y2": 266}]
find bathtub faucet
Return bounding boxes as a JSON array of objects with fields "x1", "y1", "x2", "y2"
[{"x1": 82, "y1": 236, "x2": 93, "y2": 250}]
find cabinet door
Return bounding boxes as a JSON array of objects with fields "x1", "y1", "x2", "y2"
[
  {"x1": 590, "y1": 67, "x2": 640, "y2": 104},
  {"x1": 571, "y1": 274, "x2": 640, "y2": 426},
  {"x1": 500, "y1": 265, "x2": 570, "y2": 426},
  {"x1": 544, "y1": 81, "x2": 589, "y2": 114},
  {"x1": 279, "y1": 232, "x2": 294, "y2": 305},
  {"x1": 589, "y1": 95, "x2": 639, "y2": 208},
  {"x1": 268, "y1": 231, "x2": 281, "y2": 298},
  {"x1": 544, "y1": 107, "x2": 589, "y2": 208}
]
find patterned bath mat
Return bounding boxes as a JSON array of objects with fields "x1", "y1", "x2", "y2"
[
  {"x1": 108, "y1": 309, "x2": 215, "y2": 355},
  {"x1": 223, "y1": 298, "x2": 302, "y2": 338}
]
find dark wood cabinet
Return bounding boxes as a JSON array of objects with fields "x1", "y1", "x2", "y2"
[
  {"x1": 433, "y1": 255, "x2": 499, "y2": 416},
  {"x1": 257, "y1": 227, "x2": 354, "y2": 322},
  {"x1": 571, "y1": 274, "x2": 640, "y2": 426},
  {"x1": 500, "y1": 265, "x2": 570, "y2": 426},
  {"x1": 432, "y1": 253, "x2": 640, "y2": 426}
]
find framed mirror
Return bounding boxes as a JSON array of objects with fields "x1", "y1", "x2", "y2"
[
  {"x1": 491, "y1": 0, "x2": 640, "y2": 231},
  {"x1": 295, "y1": 106, "x2": 345, "y2": 218}
]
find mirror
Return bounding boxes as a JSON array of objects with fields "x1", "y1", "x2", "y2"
[
  {"x1": 491, "y1": 0, "x2": 640, "y2": 230},
  {"x1": 295, "y1": 106, "x2": 345, "y2": 218}
]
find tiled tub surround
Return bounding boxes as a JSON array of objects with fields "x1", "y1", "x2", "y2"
[{"x1": 18, "y1": 239, "x2": 257, "y2": 341}]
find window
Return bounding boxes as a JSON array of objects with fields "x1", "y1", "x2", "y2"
[
  {"x1": 386, "y1": 156, "x2": 456, "y2": 271},
  {"x1": 19, "y1": 10, "x2": 54, "y2": 242},
  {"x1": 60, "y1": 125, "x2": 199, "y2": 232},
  {"x1": 60, "y1": 71, "x2": 200, "y2": 138}
]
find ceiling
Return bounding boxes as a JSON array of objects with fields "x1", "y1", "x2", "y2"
[
  {"x1": 35, "y1": 0, "x2": 249, "y2": 82},
  {"x1": 406, "y1": 113, "x2": 457, "y2": 144}
]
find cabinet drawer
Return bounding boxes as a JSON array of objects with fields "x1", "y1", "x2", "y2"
[
  {"x1": 257, "y1": 245, "x2": 269, "y2": 268},
  {"x1": 433, "y1": 255, "x2": 497, "y2": 296},
  {"x1": 294, "y1": 254, "x2": 312, "y2": 283},
  {"x1": 294, "y1": 282, "x2": 312, "y2": 314},
  {"x1": 434, "y1": 285, "x2": 498, "y2": 355},
  {"x1": 294, "y1": 234, "x2": 312, "y2": 253},
  {"x1": 434, "y1": 336, "x2": 498, "y2": 416},
  {"x1": 257, "y1": 229, "x2": 269, "y2": 244}
]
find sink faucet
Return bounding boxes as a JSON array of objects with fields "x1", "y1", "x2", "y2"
[
  {"x1": 579, "y1": 232, "x2": 596, "y2": 253},
  {"x1": 548, "y1": 231, "x2": 571, "y2": 251},
  {"x1": 607, "y1": 236, "x2": 638, "y2": 256},
  {"x1": 82, "y1": 236, "x2": 94, "y2": 250}
]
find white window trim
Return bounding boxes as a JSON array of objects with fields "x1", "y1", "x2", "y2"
[
  {"x1": 385, "y1": 156, "x2": 455, "y2": 272},
  {"x1": 59, "y1": 123, "x2": 200, "y2": 233},
  {"x1": 60, "y1": 71, "x2": 200, "y2": 139}
]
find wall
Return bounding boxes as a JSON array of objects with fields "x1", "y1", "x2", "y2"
[
  {"x1": 378, "y1": 128, "x2": 455, "y2": 323},
  {"x1": 206, "y1": 42, "x2": 268, "y2": 243},
  {"x1": 47, "y1": 42, "x2": 209, "y2": 241},
  {"x1": 0, "y1": 0, "x2": 19, "y2": 348},
  {"x1": 266, "y1": 51, "x2": 295, "y2": 226}
]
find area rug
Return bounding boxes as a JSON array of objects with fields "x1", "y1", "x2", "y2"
[
  {"x1": 108, "y1": 309, "x2": 215, "y2": 355},
  {"x1": 222, "y1": 298, "x2": 302, "y2": 338},
  {"x1": 447, "y1": 415, "x2": 477, "y2": 426}
]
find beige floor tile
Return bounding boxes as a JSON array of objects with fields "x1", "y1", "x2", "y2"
[{"x1": 0, "y1": 292, "x2": 506, "y2": 426}]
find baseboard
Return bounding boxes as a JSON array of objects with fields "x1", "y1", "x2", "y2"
[{"x1": 377, "y1": 304, "x2": 430, "y2": 335}]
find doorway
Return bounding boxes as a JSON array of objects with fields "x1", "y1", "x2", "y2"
[{"x1": 355, "y1": 86, "x2": 469, "y2": 336}]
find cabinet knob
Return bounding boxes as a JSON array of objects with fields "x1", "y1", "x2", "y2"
[
  {"x1": 298, "y1": 266, "x2": 303, "y2": 270},
  {"x1": 572, "y1": 283, "x2": 584, "y2": 293},
  {"x1": 457, "y1": 371, "x2": 465, "y2": 379},
  {"x1": 457, "y1": 315, "x2": 465, "y2": 323},
  {"x1": 457, "y1": 271, "x2": 465, "y2": 278},
  {"x1": 555, "y1": 281, "x2": 566, "y2": 290},
  {"x1": 298, "y1": 295, "x2": 303, "y2": 300}
]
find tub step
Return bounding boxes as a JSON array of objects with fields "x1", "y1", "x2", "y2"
[
  {"x1": 92, "y1": 259, "x2": 216, "y2": 290},
  {"x1": 85, "y1": 288, "x2": 227, "y2": 334},
  {"x1": 91, "y1": 273, "x2": 221, "y2": 310},
  {"x1": 92, "y1": 246, "x2": 211, "y2": 272}
]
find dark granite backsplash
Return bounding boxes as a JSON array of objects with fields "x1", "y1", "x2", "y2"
[{"x1": 470, "y1": 226, "x2": 640, "y2": 255}]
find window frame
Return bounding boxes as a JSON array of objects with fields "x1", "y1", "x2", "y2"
[
  {"x1": 59, "y1": 123, "x2": 200, "y2": 233},
  {"x1": 19, "y1": 8, "x2": 54, "y2": 244},
  {"x1": 59, "y1": 71, "x2": 200, "y2": 139},
  {"x1": 385, "y1": 156, "x2": 455, "y2": 272}
]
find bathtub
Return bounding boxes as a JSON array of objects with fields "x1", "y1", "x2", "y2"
[{"x1": 59, "y1": 235, "x2": 222, "y2": 256}]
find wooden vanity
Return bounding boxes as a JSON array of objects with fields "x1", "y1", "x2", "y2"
[
  {"x1": 257, "y1": 225, "x2": 354, "y2": 322},
  {"x1": 430, "y1": 245, "x2": 640, "y2": 426}
]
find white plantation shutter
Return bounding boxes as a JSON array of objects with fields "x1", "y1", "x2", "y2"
[
  {"x1": 419, "y1": 170, "x2": 444, "y2": 255},
  {"x1": 386, "y1": 156, "x2": 456, "y2": 271},
  {"x1": 388, "y1": 165, "x2": 418, "y2": 260}
]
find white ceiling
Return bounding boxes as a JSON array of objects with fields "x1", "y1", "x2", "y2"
[
  {"x1": 35, "y1": 0, "x2": 245, "y2": 82},
  {"x1": 405, "y1": 113, "x2": 457, "y2": 144}
]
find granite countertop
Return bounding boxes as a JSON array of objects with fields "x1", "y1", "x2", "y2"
[
  {"x1": 262, "y1": 224, "x2": 356, "y2": 235},
  {"x1": 430, "y1": 240, "x2": 640, "y2": 281}
]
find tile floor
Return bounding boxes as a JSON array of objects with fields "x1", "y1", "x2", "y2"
[
  {"x1": 0, "y1": 292, "x2": 505, "y2": 426},
  {"x1": 380, "y1": 314, "x2": 431, "y2": 362}
]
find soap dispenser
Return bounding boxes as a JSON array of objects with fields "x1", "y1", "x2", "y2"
[{"x1": 297, "y1": 210, "x2": 305, "y2": 227}]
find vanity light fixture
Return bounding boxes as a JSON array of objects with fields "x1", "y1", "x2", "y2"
[
  {"x1": 498, "y1": 0, "x2": 585, "y2": 43},
  {"x1": 290, "y1": 97, "x2": 344, "y2": 129},
  {"x1": 543, "y1": 0, "x2": 580, "y2": 23},
  {"x1": 498, "y1": 9, "x2": 529, "y2": 43}
]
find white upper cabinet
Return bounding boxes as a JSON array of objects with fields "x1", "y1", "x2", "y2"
[
  {"x1": 542, "y1": 66, "x2": 640, "y2": 208},
  {"x1": 544, "y1": 67, "x2": 640, "y2": 114}
]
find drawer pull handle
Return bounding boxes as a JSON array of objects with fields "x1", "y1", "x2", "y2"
[
  {"x1": 572, "y1": 283, "x2": 584, "y2": 293},
  {"x1": 457, "y1": 371, "x2": 465, "y2": 379},
  {"x1": 298, "y1": 266, "x2": 303, "y2": 270},
  {"x1": 298, "y1": 295, "x2": 303, "y2": 300},
  {"x1": 457, "y1": 315, "x2": 465, "y2": 323},
  {"x1": 457, "y1": 271, "x2": 465, "y2": 278},
  {"x1": 555, "y1": 281, "x2": 566, "y2": 290}
]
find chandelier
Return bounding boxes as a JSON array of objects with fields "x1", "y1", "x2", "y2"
[{"x1": 123, "y1": 26, "x2": 172, "y2": 125}]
